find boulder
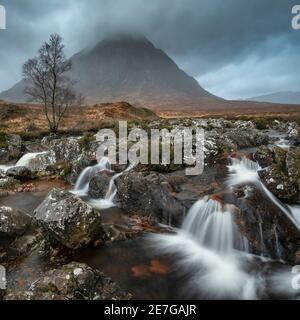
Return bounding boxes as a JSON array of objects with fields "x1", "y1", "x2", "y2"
[
  {"x1": 6, "y1": 166, "x2": 33, "y2": 181},
  {"x1": 258, "y1": 147, "x2": 300, "y2": 203},
  {"x1": 88, "y1": 170, "x2": 113, "y2": 199},
  {"x1": 0, "y1": 206, "x2": 31, "y2": 238},
  {"x1": 50, "y1": 138, "x2": 82, "y2": 163},
  {"x1": 34, "y1": 188, "x2": 102, "y2": 249},
  {"x1": 115, "y1": 171, "x2": 185, "y2": 226},
  {"x1": 254, "y1": 145, "x2": 275, "y2": 168},
  {"x1": 224, "y1": 128, "x2": 269, "y2": 149},
  {"x1": 4, "y1": 262, "x2": 131, "y2": 300}
]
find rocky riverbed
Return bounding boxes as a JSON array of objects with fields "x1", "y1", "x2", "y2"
[{"x1": 0, "y1": 117, "x2": 300, "y2": 300}]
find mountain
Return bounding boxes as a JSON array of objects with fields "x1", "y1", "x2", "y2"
[
  {"x1": 0, "y1": 33, "x2": 220, "y2": 110},
  {"x1": 247, "y1": 91, "x2": 300, "y2": 105}
]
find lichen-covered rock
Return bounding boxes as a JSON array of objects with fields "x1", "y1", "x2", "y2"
[
  {"x1": 50, "y1": 138, "x2": 82, "y2": 163},
  {"x1": 258, "y1": 147, "x2": 300, "y2": 203},
  {"x1": 88, "y1": 170, "x2": 113, "y2": 199},
  {"x1": 4, "y1": 262, "x2": 131, "y2": 300},
  {"x1": 6, "y1": 166, "x2": 33, "y2": 181},
  {"x1": 34, "y1": 188, "x2": 102, "y2": 249},
  {"x1": 205, "y1": 131, "x2": 236, "y2": 166},
  {"x1": 224, "y1": 128, "x2": 269, "y2": 149},
  {"x1": 115, "y1": 171, "x2": 185, "y2": 225},
  {"x1": 0, "y1": 206, "x2": 31, "y2": 238},
  {"x1": 254, "y1": 146, "x2": 274, "y2": 168},
  {"x1": 25, "y1": 152, "x2": 56, "y2": 173}
]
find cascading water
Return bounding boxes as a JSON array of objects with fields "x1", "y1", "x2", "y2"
[
  {"x1": 227, "y1": 157, "x2": 300, "y2": 231},
  {"x1": 150, "y1": 156, "x2": 300, "y2": 299},
  {"x1": 151, "y1": 197, "x2": 259, "y2": 299},
  {"x1": 72, "y1": 157, "x2": 112, "y2": 196},
  {"x1": 88, "y1": 163, "x2": 135, "y2": 210},
  {"x1": 182, "y1": 198, "x2": 248, "y2": 256},
  {"x1": 227, "y1": 157, "x2": 261, "y2": 187}
]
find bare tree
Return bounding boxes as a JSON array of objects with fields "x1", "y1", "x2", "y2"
[{"x1": 23, "y1": 34, "x2": 82, "y2": 134}]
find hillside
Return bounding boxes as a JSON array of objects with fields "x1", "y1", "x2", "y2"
[{"x1": 0, "y1": 33, "x2": 220, "y2": 110}]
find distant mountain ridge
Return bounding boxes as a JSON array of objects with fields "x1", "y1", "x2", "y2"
[
  {"x1": 247, "y1": 91, "x2": 300, "y2": 105},
  {"x1": 0, "y1": 33, "x2": 220, "y2": 110}
]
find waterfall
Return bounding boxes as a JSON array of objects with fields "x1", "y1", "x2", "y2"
[
  {"x1": 150, "y1": 197, "x2": 258, "y2": 299},
  {"x1": 227, "y1": 157, "x2": 261, "y2": 187},
  {"x1": 72, "y1": 157, "x2": 112, "y2": 196},
  {"x1": 88, "y1": 163, "x2": 135, "y2": 210},
  {"x1": 150, "y1": 155, "x2": 300, "y2": 299},
  {"x1": 182, "y1": 198, "x2": 248, "y2": 255},
  {"x1": 227, "y1": 157, "x2": 300, "y2": 231}
]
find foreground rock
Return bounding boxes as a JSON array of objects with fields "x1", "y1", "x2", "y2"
[
  {"x1": 34, "y1": 188, "x2": 102, "y2": 249},
  {"x1": 4, "y1": 262, "x2": 131, "y2": 300},
  {"x1": 115, "y1": 171, "x2": 185, "y2": 225},
  {"x1": 0, "y1": 206, "x2": 31, "y2": 239}
]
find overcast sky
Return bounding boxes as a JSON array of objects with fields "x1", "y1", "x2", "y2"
[{"x1": 0, "y1": 0, "x2": 299, "y2": 99}]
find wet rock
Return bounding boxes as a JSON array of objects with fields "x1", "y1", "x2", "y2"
[
  {"x1": 88, "y1": 170, "x2": 113, "y2": 199},
  {"x1": 67, "y1": 156, "x2": 91, "y2": 184},
  {"x1": 224, "y1": 128, "x2": 269, "y2": 149},
  {"x1": 254, "y1": 146, "x2": 275, "y2": 168},
  {"x1": 115, "y1": 171, "x2": 185, "y2": 226},
  {"x1": 222, "y1": 184, "x2": 300, "y2": 262},
  {"x1": 6, "y1": 166, "x2": 33, "y2": 181},
  {"x1": 205, "y1": 131, "x2": 236, "y2": 166},
  {"x1": 0, "y1": 206, "x2": 31, "y2": 238},
  {"x1": 258, "y1": 147, "x2": 300, "y2": 203},
  {"x1": 4, "y1": 262, "x2": 131, "y2": 300},
  {"x1": 34, "y1": 188, "x2": 102, "y2": 249}
]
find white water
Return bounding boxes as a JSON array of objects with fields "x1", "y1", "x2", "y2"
[
  {"x1": 151, "y1": 156, "x2": 300, "y2": 299},
  {"x1": 88, "y1": 163, "x2": 135, "y2": 210},
  {"x1": 72, "y1": 157, "x2": 112, "y2": 197},
  {"x1": 182, "y1": 198, "x2": 249, "y2": 255},
  {"x1": 227, "y1": 157, "x2": 261, "y2": 187},
  {"x1": 227, "y1": 157, "x2": 300, "y2": 231}
]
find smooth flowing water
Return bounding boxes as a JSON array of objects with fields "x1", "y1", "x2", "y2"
[
  {"x1": 72, "y1": 157, "x2": 112, "y2": 196},
  {"x1": 150, "y1": 156, "x2": 300, "y2": 299}
]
